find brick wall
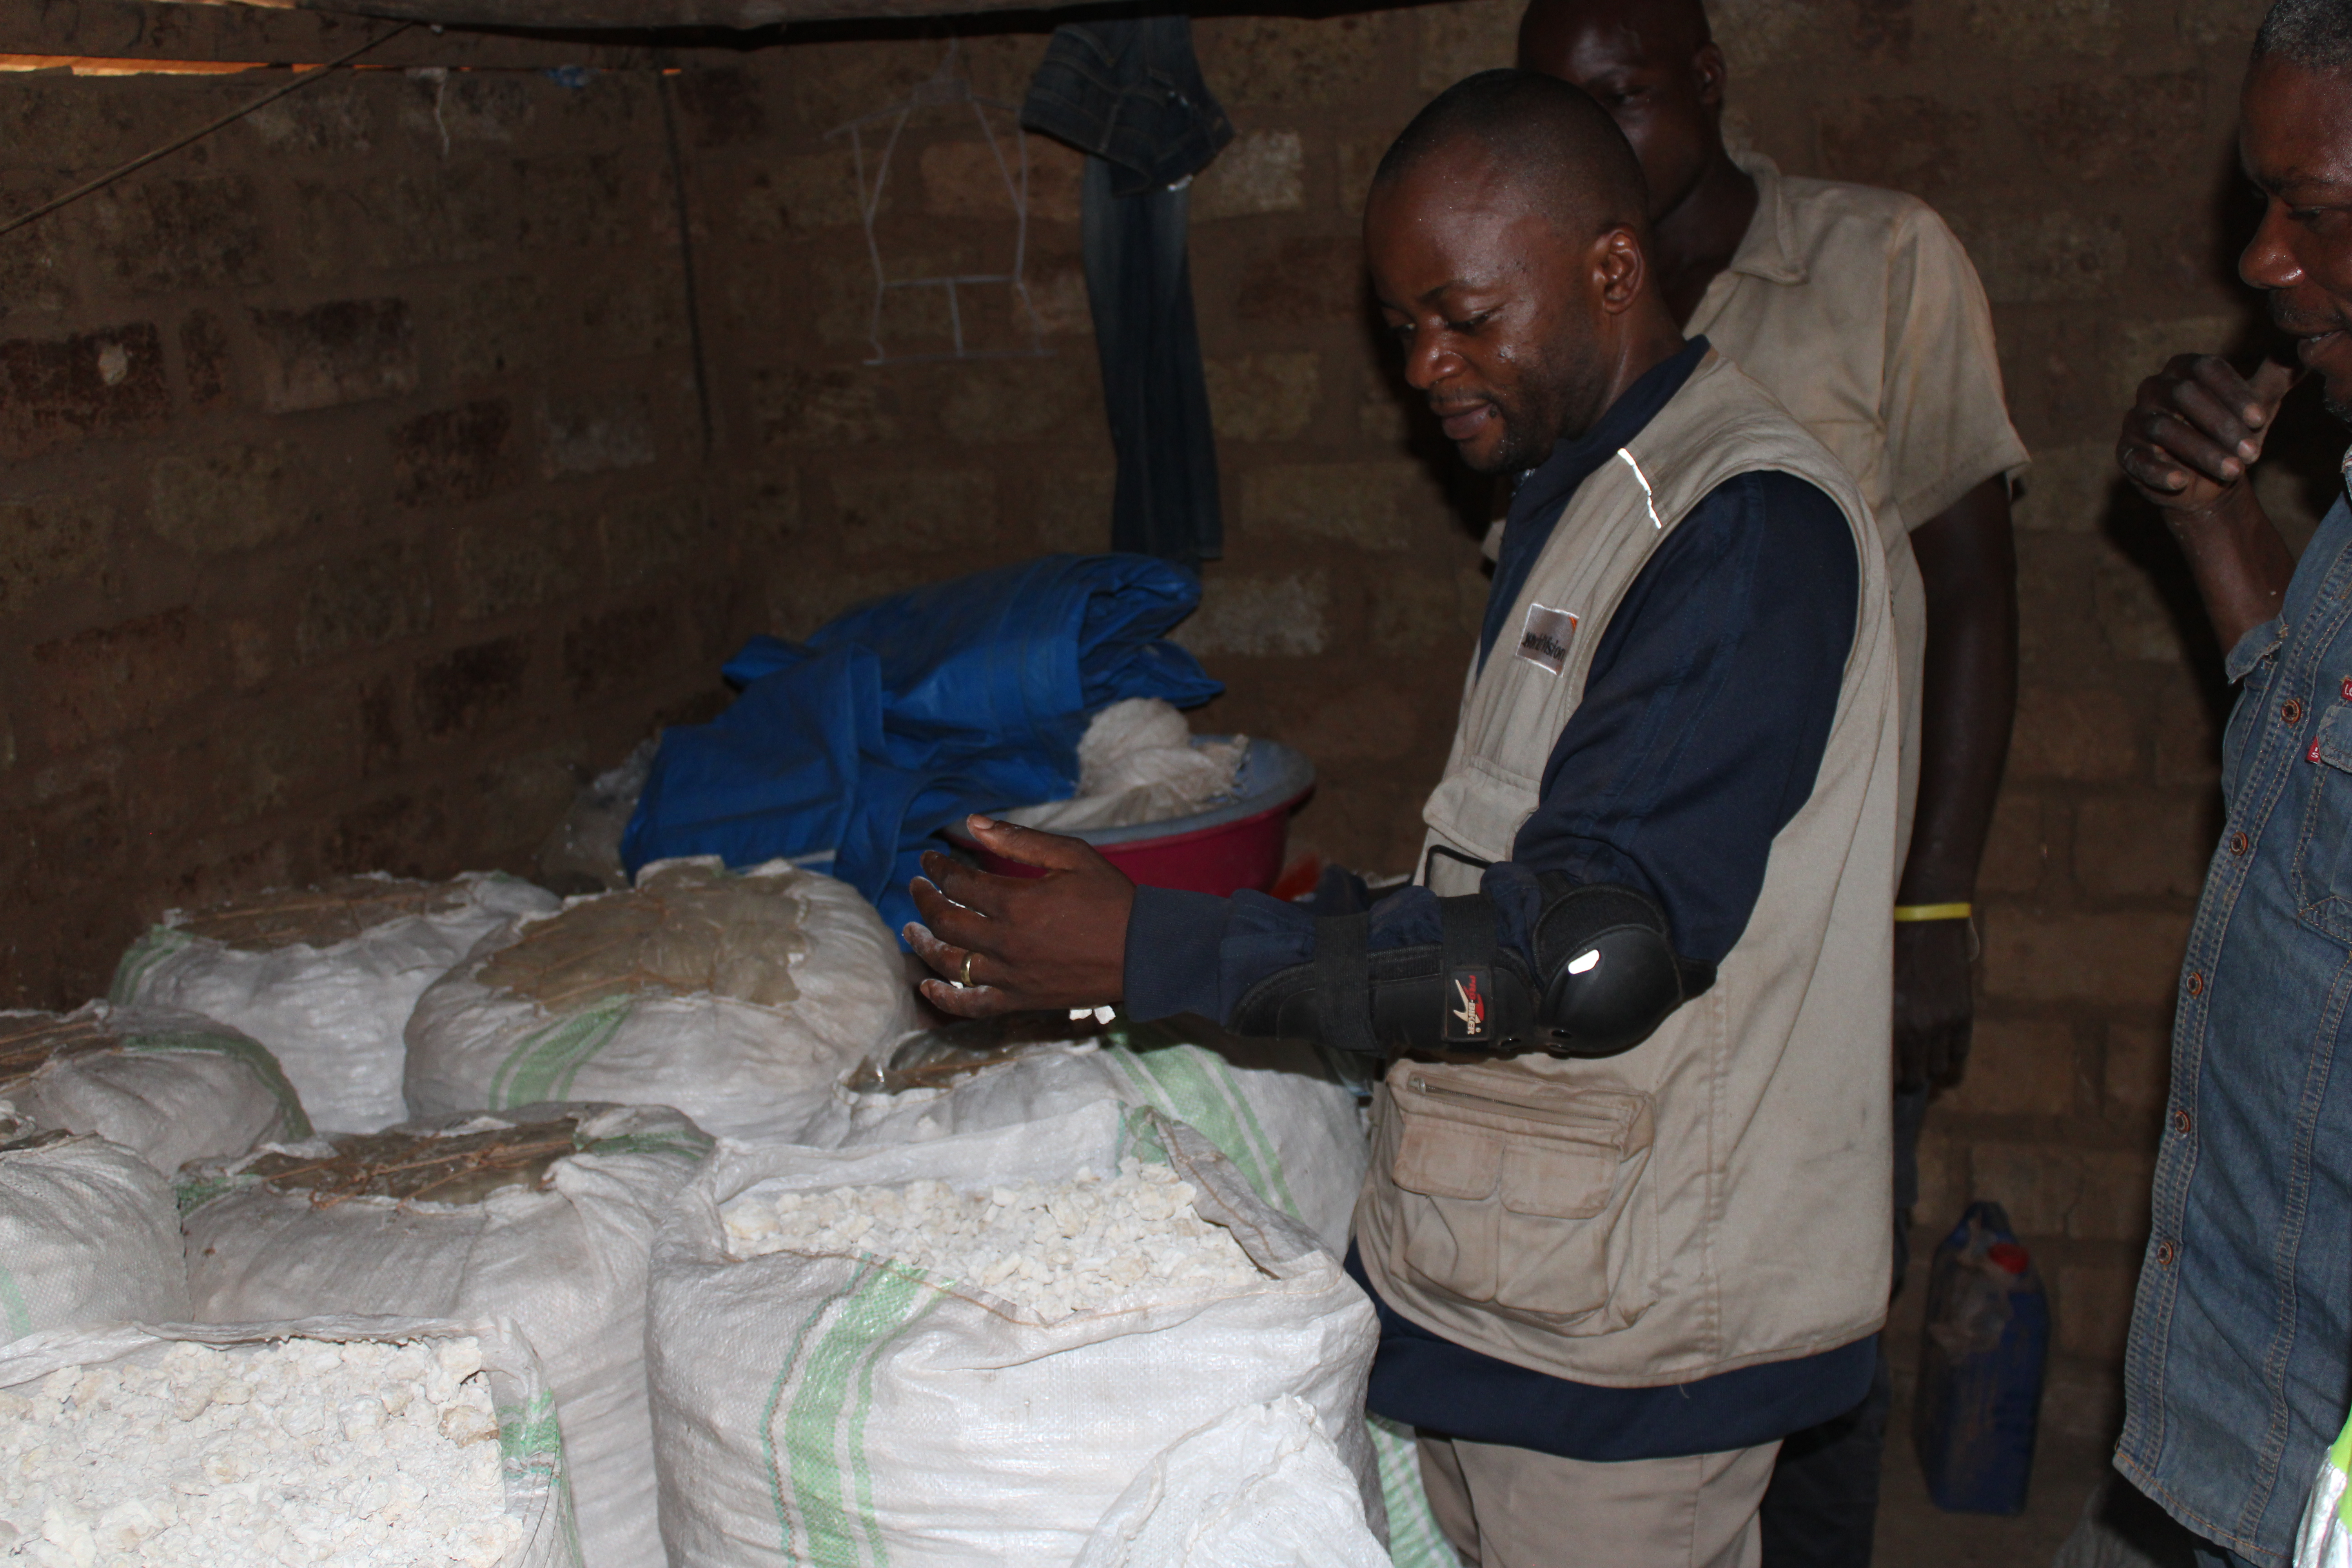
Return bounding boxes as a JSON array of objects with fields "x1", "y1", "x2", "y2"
[{"x1": 0, "y1": 0, "x2": 2304, "y2": 1425}]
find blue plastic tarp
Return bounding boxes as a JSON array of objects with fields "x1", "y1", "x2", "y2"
[{"x1": 621, "y1": 554, "x2": 1221, "y2": 937}]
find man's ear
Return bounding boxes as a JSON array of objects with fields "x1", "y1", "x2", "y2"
[
  {"x1": 1594, "y1": 227, "x2": 1648, "y2": 314},
  {"x1": 1694, "y1": 41, "x2": 1729, "y2": 113}
]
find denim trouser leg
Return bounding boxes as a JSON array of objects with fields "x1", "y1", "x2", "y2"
[
  {"x1": 1755, "y1": 1084, "x2": 1933, "y2": 1566},
  {"x1": 1082, "y1": 154, "x2": 1223, "y2": 568}
]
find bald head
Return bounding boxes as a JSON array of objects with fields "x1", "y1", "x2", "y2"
[
  {"x1": 1373, "y1": 69, "x2": 1651, "y2": 248},
  {"x1": 1514, "y1": 0, "x2": 1730, "y2": 227}
]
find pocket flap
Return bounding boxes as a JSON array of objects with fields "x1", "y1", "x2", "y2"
[
  {"x1": 1394, "y1": 1118, "x2": 1503, "y2": 1201},
  {"x1": 1386, "y1": 1063, "x2": 1653, "y2": 1216},
  {"x1": 2318, "y1": 702, "x2": 2352, "y2": 772}
]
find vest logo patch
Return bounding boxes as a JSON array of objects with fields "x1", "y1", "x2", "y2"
[
  {"x1": 1446, "y1": 966, "x2": 1492, "y2": 1042},
  {"x1": 1515, "y1": 603, "x2": 1579, "y2": 676}
]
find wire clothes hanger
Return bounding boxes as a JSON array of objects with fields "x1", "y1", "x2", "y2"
[{"x1": 827, "y1": 40, "x2": 1050, "y2": 366}]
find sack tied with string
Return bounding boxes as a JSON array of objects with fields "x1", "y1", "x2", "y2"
[
  {"x1": 0, "y1": 1115, "x2": 189, "y2": 1345},
  {"x1": 644, "y1": 1100, "x2": 1381, "y2": 1568},
  {"x1": 178, "y1": 1103, "x2": 711, "y2": 1568},
  {"x1": 112, "y1": 872, "x2": 561, "y2": 1134},
  {"x1": 0, "y1": 1003, "x2": 308, "y2": 1177},
  {"x1": 405, "y1": 858, "x2": 915, "y2": 1141}
]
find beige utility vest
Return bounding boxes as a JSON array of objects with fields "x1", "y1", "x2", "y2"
[{"x1": 1357, "y1": 350, "x2": 1902, "y2": 1387}]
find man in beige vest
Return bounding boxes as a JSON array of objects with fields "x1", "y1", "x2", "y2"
[
  {"x1": 1515, "y1": 4, "x2": 2028, "y2": 1559},
  {"x1": 904, "y1": 70, "x2": 1901, "y2": 1568}
]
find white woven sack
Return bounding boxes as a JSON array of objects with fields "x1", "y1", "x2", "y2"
[
  {"x1": 406, "y1": 858, "x2": 916, "y2": 1141},
  {"x1": 0, "y1": 1313, "x2": 582, "y2": 1568},
  {"x1": 1074, "y1": 1396, "x2": 1392, "y2": 1568},
  {"x1": 179, "y1": 1103, "x2": 711, "y2": 1568},
  {"x1": 112, "y1": 871, "x2": 560, "y2": 1134},
  {"x1": 0, "y1": 1123, "x2": 188, "y2": 1344},
  {"x1": 0, "y1": 1003, "x2": 309, "y2": 1176},
  {"x1": 646, "y1": 1100, "x2": 1381, "y2": 1568},
  {"x1": 814, "y1": 1022, "x2": 1367, "y2": 1254}
]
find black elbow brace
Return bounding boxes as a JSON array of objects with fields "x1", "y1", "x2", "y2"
[{"x1": 1229, "y1": 876, "x2": 1714, "y2": 1061}]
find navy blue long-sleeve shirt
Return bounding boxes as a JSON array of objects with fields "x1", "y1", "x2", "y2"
[{"x1": 1123, "y1": 339, "x2": 1878, "y2": 1459}]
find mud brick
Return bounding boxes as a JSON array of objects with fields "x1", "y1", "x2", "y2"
[
  {"x1": 297, "y1": 540, "x2": 433, "y2": 662},
  {"x1": 249, "y1": 298, "x2": 417, "y2": 414},
  {"x1": 833, "y1": 470, "x2": 996, "y2": 556},
  {"x1": 414, "y1": 637, "x2": 530, "y2": 739},
  {"x1": 1980, "y1": 909, "x2": 2195, "y2": 1007},
  {"x1": 1414, "y1": 0, "x2": 1517, "y2": 90},
  {"x1": 675, "y1": 67, "x2": 766, "y2": 148},
  {"x1": 86, "y1": 176, "x2": 269, "y2": 292},
  {"x1": 2104, "y1": 1020, "x2": 2173, "y2": 1114},
  {"x1": 1976, "y1": 788, "x2": 2050, "y2": 895},
  {"x1": 148, "y1": 444, "x2": 302, "y2": 556},
  {"x1": 735, "y1": 152, "x2": 872, "y2": 240},
  {"x1": 1942, "y1": 1017, "x2": 2081, "y2": 1116},
  {"x1": 541, "y1": 391, "x2": 656, "y2": 477},
  {"x1": 581, "y1": 278, "x2": 684, "y2": 361},
  {"x1": 330, "y1": 792, "x2": 451, "y2": 880},
  {"x1": 443, "y1": 277, "x2": 554, "y2": 385},
  {"x1": 563, "y1": 603, "x2": 676, "y2": 698},
  {"x1": 217, "y1": 686, "x2": 365, "y2": 824},
  {"x1": 0, "y1": 494, "x2": 113, "y2": 618},
  {"x1": 239, "y1": 80, "x2": 376, "y2": 154},
  {"x1": 939, "y1": 359, "x2": 1100, "y2": 445},
  {"x1": 28, "y1": 607, "x2": 217, "y2": 753},
  {"x1": 1245, "y1": 461, "x2": 1441, "y2": 551},
  {"x1": 1946, "y1": 211, "x2": 2127, "y2": 305},
  {"x1": 1370, "y1": 566, "x2": 1488, "y2": 655},
  {"x1": 2076, "y1": 791, "x2": 2220, "y2": 898},
  {"x1": 1199, "y1": 13, "x2": 1385, "y2": 109},
  {"x1": 392, "y1": 401, "x2": 518, "y2": 507},
  {"x1": 1236, "y1": 236, "x2": 1369, "y2": 325},
  {"x1": 602, "y1": 494, "x2": 718, "y2": 588},
  {"x1": 2009, "y1": 686, "x2": 2141, "y2": 781},
  {"x1": 2012, "y1": 441, "x2": 2122, "y2": 533},
  {"x1": 454, "y1": 513, "x2": 586, "y2": 621},
  {"x1": 920, "y1": 137, "x2": 1081, "y2": 226},
  {"x1": 291, "y1": 166, "x2": 511, "y2": 279},
  {"x1": 754, "y1": 366, "x2": 895, "y2": 448},
  {"x1": 180, "y1": 310, "x2": 231, "y2": 408},
  {"x1": 1031, "y1": 469, "x2": 1114, "y2": 554},
  {"x1": 397, "y1": 73, "x2": 536, "y2": 148},
  {"x1": 0, "y1": 323, "x2": 169, "y2": 460},
  {"x1": 515, "y1": 154, "x2": 631, "y2": 252},
  {"x1": 1207, "y1": 352, "x2": 1321, "y2": 442},
  {"x1": 2056, "y1": 1263, "x2": 2140, "y2": 1363},
  {"x1": 1818, "y1": 95, "x2": 1984, "y2": 198},
  {"x1": 1170, "y1": 572, "x2": 1331, "y2": 658},
  {"x1": 359, "y1": 675, "x2": 405, "y2": 780},
  {"x1": 2019, "y1": 74, "x2": 2203, "y2": 181}
]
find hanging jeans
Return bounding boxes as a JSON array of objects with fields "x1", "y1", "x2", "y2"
[{"x1": 1081, "y1": 154, "x2": 1223, "y2": 568}]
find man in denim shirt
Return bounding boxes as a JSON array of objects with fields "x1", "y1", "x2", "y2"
[{"x1": 2114, "y1": 5, "x2": 2352, "y2": 1563}]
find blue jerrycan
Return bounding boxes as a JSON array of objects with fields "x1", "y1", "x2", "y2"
[{"x1": 1911, "y1": 1199, "x2": 2051, "y2": 1514}]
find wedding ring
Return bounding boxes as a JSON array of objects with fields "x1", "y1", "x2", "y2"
[{"x1": 960, "y1": 953, "x2": 976, "y2": 987}]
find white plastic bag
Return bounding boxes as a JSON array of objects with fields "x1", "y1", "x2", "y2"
[
  {"x1": 646, "y1": 1101, "x2": 1381, "y2": 1568},
  {"x1": 0, "y1": 1003, "x2": 309, "y2": 1175},
  {"x1": 407, "y1": 858, "x2": 916, "y2": 1141},
  {"x1": 0, "y1": 1120, "x2": 189, "y2": 1343},
  {"x1": 1001, "y1": 699, "x2": 1246, "y2": 832},
  {"x1": 818, "y1": 1021, "x2": 1367, "y2": 1255},
  {"x1": 111, "y1": 871, "x2": 560, "y2": 1134},
  {"x1": 0, "y1": 1313, "x2": 581, "y2": 1568},
  {"x1": 1075, "y1": 1397, "x2": 1393, "y2": 1568},
  {"x1": 179, "y1": 1103, "x2": 710, "y2": 1568}
]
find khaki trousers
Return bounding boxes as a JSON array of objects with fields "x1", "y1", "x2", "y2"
[{"x1": 1418, "y1": 1433, "x2": 1782, "y2": 1568}]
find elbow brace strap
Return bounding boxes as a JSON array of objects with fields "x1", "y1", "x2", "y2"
[{"x1": 1231, "y1": 877, "x2": 1714, "y2": 1060}]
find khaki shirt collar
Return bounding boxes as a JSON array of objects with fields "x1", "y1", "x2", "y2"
[{"x1": 1722, "y1": 149, "x2": 1806, "y2": 286}]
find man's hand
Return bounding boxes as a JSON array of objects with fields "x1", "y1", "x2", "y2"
[
  {"x1": 904, "y1": 816, "x2": 1134, "y2": 1020},
  {"x1": 2118, "y1": 353, "x2": 2298, "y2": 513},
  {"x1": 1893, "y1": 919, "x2": 1973, "y2": 1090}
]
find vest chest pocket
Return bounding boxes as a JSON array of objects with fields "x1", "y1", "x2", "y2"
[
  {"x1": 2295, "y1": 700, "x2": 2352, "y2": 945},
  {"x1": 1380, "y1": 1063, "x2": 1659, "y2": 1334}
]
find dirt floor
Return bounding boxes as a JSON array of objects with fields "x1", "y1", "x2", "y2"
[{"x1": 1873, "y1": 1394, "x2": 2202, "y2": 1568}]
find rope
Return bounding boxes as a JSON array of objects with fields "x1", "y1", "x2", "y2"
[{"x1": 0, "y1": 22, "x2": 416, "y2": 242}]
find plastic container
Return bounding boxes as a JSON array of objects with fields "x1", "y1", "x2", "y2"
[
  {"x1": 1913, "y1": 1200, "x2": 2051, "y2": 1514},
  {"x1": 948, "y1": 738, "x2": 1316, "y2": 897}
]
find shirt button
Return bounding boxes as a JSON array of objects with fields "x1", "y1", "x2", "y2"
[
  {"x1": 2285, "y1": 698, "x2": 2307, "y2": 725},
  {"x1": 2157, "y1": 1239, "x2": 2179, "y2": 1267},
  {"x1": 2172, "y1": 1107, "x2": 2192, "y2": 1135},
  {"x1": 2230, "y1": 831, "x2": 2251, "y2": 855},
  {"x1": 2186, "y1": 972, "x2": 2205, "y2": 997}
]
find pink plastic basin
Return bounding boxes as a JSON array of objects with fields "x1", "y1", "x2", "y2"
[{"x1": 947, "y1": 737, "x2": 1314, "y2": 897}]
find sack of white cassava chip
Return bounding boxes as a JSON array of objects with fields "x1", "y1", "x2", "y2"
[
  {"x1": 644, "y1": 1100, "x2": 1381, "y2": 1568},
  {"x1": 0, "y1": 1003, "x2": 308, "y2": 1176},
  {"x1": 405, "y1": 858, "x2": 916, "y2": 1141},
  {"x1": 111, "y1": 871, "x2": 560, "y2": 1134},
  {"x1": 0, "y1": 1113, "x2": 189, "y2": 1344},
  {"x1": 178, "y1": 1103, "x2": 711, "y2": 1568},
  {"x1": 822, "y1": 1017, "x2": 1368, "y2": 1255},
  {"x1": 0, "y1": 1313, "x2": 581, "y2": 1568}
]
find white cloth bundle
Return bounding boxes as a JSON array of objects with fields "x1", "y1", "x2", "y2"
[
  {"x1": 0, "y1": 1003, "x2": 308, "y2": 1176},
  {"x1": 0, "y1": 1123, "x2": 189, "y2": 1344},
  {"x1": 645, "y1": 1101, "x2": 1382, "y2": 1568},
  {"x1": 1001, "y1": 699, "x2": 1246, "y2": 833},
  {"x1": 111, "y1": 871, "x2": 560, "y2": 1134},
  {"x1": 0, "y1": 1314, "x2": 581, "y2": 1568},
  {"x1": 179, "y1": 1103, "x2": 711, "y2": 1568},
  {"x1": 405, "y1": 858, "x2": 915, "y2": 1142}
]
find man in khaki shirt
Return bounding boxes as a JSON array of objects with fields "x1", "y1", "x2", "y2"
[{"x1": 1519, "y1": 1, "x2": 2027, "y2": 1563}]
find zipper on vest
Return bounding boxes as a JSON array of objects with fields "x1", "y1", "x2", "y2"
[{"x1": 1406, "y1": 1074, "x2": 1624, "y2": 1135}]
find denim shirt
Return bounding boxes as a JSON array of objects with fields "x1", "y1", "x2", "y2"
[{"x1": 2118, "y1": 483, "x2": 2352, "y2": 1567}]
